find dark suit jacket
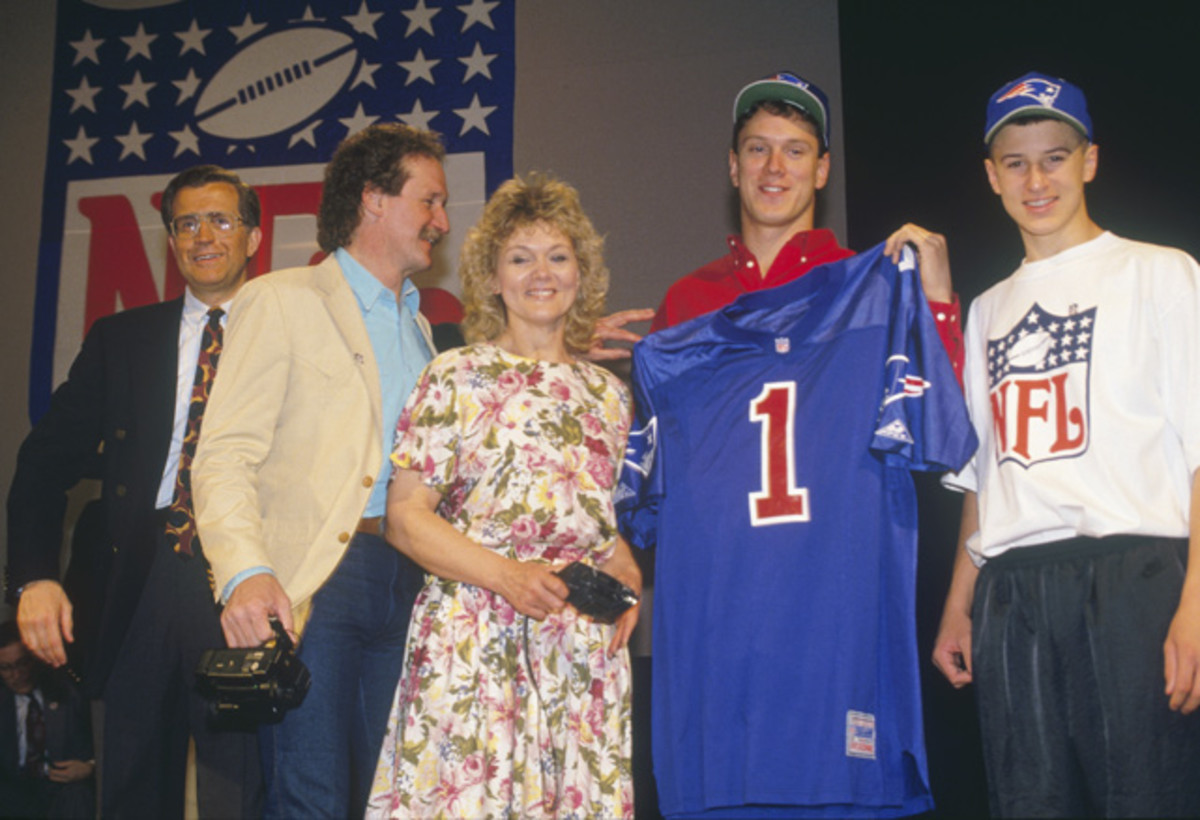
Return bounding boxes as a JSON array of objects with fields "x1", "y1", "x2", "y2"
[
  {"x1": 6, "y1": 299, "x2": 182, "y2": 695},
  {"x1": 0, "y1": 672, "x2": 95, "y2": 817},
  {"x1": 0, "y1": 675, "x2": 94, "y2": 775}
]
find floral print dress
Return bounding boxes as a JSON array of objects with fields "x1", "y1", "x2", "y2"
[{"x1": 366, "y1": 343, "x2": 634, "y2": 820}]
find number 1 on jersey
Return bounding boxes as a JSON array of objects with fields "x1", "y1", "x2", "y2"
[{"x1": 749, "y1": 381, "x2": 810, "y2": 526}]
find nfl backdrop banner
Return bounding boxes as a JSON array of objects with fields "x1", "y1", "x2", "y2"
[{"x1": 29, "y1": 0, "x2": 514, "y2": 420}]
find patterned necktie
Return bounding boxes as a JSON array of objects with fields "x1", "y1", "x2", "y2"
[
  {"x1": 24, "y1": 694, "x2": 45, "y2": 777},
  {"x1": 165, "y1": 307, "x2": 223, "y2": 558}
]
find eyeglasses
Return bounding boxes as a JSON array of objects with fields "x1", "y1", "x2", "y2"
[{"x1": 171, "y1": 211, "x2": 244, "y2": 237}]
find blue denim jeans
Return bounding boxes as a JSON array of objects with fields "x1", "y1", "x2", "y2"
[{"x1": 260, "y1": 533, "x2": 421, "y2": 819}]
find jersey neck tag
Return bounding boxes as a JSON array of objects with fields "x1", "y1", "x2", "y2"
[{"x1": 774, "y1": 337, "x2": 790, "y2": 354}]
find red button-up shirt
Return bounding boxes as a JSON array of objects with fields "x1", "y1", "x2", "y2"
[{"x1": 651, "y1": 229, "x2": 963, "y2": 381}]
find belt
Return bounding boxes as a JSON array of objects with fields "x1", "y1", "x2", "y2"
[{"x1": 356, "y1": 516, "x2": 384, "y2": 536}]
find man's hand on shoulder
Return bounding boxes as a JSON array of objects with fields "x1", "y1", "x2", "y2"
[
  {"x1": 884, "y1": 223, "x2": 953, "y2": 304},
  {"x1": 586, "y1": 308, "x2": 655, "y2": 362},
  {"x1": 16, "y1": 580, "x2": 74, "y2": 667},
  {"x1": 221, "y1": 573, "x2": 294, "y2": 648}
]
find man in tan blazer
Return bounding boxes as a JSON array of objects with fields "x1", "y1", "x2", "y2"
[{"x1": 193, "y1": 124, "x2": 446, "y2": 819}]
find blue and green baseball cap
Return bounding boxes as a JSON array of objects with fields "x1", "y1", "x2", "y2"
[
  {"x1": 733, "y1": 71, "x2": 830, "y2": 149},
  {"x1": 985, "y1": 71, "x2": 1092, "y2": 145}
]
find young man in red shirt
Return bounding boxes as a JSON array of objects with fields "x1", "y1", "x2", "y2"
[{"x1": 652, "y1": 71, "x2": 963, "y2": 374}]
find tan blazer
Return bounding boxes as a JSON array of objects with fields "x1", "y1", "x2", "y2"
[{"x1": 193, "y1": 254, "x2": 434, "y2": 628}]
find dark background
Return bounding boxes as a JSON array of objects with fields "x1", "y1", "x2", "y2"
[
  {"x1": 841, "y1": 0, "x2": 1200, "y2": 297},
  {"x1": 840, "y1": 2, "x2": 1200, "y2": 816}
]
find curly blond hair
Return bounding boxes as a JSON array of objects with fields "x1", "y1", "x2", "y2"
[{"x1": 459, "y1": 173, "x2": 609, "y2": 355}]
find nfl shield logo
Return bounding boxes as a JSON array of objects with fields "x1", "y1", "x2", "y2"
[{"x1": 987, "y1": 303, "x2": 1095, "y2": 468}]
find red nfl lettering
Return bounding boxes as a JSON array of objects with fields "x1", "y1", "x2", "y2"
[
  {"x1": 989, "y1": 382, "x2": 1009, "y2": 454},
  {"x1": 1050, "y1": 372, "x2": 1085, "y2": 453},
  {"x1": 990, "y1": 371, "x2": 1088, "y2": 467},
  {"x1": 1013, "y1": 378, "x2": 1051, "y2": 461},
  {"x1": 251, "y1": 182, "x2": 325, "y2": 271},
  {"x1": 79, "y1": 195, "x2": 175, "y2": 334}
]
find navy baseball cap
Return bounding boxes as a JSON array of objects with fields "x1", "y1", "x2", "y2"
[
  {"x1": 984, "y1": 71, "x2": 1092, "y2": 145},
  {"x1": 733, "y1": 71, "x2": 830, "y2": 149}
]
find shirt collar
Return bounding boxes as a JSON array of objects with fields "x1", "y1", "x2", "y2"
[
  {"x1": 335, "y1": 247, "x2": 421, "y2": 315},
  {"x1": 182, "y1": 286, "x2": 233, "y2": 326},
  {"x1": 727, "y1": 228, "x2": 843, "y2": 264},
  {"x1": 17, "y1": 690, "x2": 42, "y2": 706}
]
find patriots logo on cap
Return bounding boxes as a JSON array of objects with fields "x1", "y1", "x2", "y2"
[
  {"x1": 997, "y1": 77, "x2": 1062, "y2": 108},
  {"x1": 775, "y1": 71, "x2": 808, "y2": 90}
]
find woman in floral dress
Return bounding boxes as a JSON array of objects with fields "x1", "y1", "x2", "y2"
[{"x1": 366, "y1": 174, "x2": 640, "y2": 819}]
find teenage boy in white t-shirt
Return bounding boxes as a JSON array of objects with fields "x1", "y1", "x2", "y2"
[{"x1": 933, "y1": 71, "x2": 1200, "y2": 818}]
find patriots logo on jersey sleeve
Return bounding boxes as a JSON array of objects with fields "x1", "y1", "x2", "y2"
[
  {"x1": 616, "y1": 417, "x2": 660, "y2": 547},
  {"x1": 997, "y1": 77, "x2": 1061, "y2": 107},
  {"x1": 875, "y1": 419, "x2": 914, "y2": 445},
  {"x1": 621, "y1": 417, "x2": 657, "y2": 479},
  {"x1": 874, "y1": 354, "x2": 926, "y2": 444},
  {"x1": 987, "y1": 303, "x2": 1095, "y2": 468},
  {"x1": 882, "y1": 359, "x2": 931, "y2": 407},
  {"x1": 612, "y1": 481, "x2": 636, "y2": 507}
]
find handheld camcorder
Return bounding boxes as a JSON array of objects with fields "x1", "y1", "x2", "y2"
[{"x1": 195, "y1": 617, "x2": 311, "y2": 724}]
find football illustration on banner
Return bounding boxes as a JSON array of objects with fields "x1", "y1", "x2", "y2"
[{"x1": 195, "y1": 27, "x2": 358, "y2": 140}]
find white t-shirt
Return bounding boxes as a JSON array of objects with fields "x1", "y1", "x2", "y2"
[{"x1": 945, "y1": 232, "x2": 1200, "y2": 562}]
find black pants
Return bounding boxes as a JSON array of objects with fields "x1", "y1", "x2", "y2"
[
  {"x1": 101, "y1": 531, "x2": 261, "y2": 819},
  {"x1": 973, "y1": 535, "x2": 1200, "y2": 818}
]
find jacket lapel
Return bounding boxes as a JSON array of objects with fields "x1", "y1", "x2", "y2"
[
  {"x1": 313, "y1": 255, "x2": 384, "y2": 439},
  {"x1": 133, "y1": 298, "x2": 184, "y2": 490}
]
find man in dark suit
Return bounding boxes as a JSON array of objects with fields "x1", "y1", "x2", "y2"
[
  {"x1": 5, "y1": 165, "x2": 264, "y2": 818},
  {"x1": 0, "y1": 620, "x2": 94, "y2": 818}
]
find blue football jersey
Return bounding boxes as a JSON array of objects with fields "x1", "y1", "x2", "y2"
[{"x1": 617, "y1": 243, "x2": 976, "y2": 819}]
